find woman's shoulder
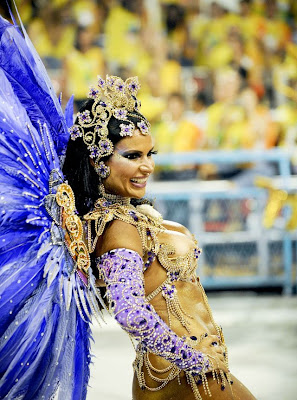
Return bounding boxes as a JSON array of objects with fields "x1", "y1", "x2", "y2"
[{"x1": 96, "y1": 219, "x2": 143, "y2": 257}]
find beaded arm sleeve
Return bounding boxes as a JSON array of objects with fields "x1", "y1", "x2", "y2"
[{"x1": 96, "y1": 248, "x2": 211, "y2": 374}]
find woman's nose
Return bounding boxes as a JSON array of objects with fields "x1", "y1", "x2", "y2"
[{"x1": 140, "y1": 158, "x2": 154, "y2": 174}]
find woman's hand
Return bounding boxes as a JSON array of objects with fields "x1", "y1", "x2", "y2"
[{"x1": 196, "y1": 334, "x2": 229, "y2": 373}]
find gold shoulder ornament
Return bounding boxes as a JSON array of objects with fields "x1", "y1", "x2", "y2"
[{"x1": 56, "y1": 183, "x2": 91, "y2": 283}]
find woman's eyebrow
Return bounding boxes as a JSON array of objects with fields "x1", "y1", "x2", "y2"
[
  {"x1": 117, "y1": 149, "x2": 142, "y2": 155},
  {"x1": 116, "y1": 146, "x2": 155, "y2": 155}
]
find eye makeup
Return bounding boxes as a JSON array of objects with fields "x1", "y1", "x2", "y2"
[{"x1": 115, "y1": 148, "x2": 157, "y2": 160}]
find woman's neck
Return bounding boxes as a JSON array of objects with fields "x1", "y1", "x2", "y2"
[{"x1": 99, "y1": 183, "x2": 130, "y2": 205}]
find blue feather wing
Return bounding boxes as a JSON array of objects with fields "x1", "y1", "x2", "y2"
[{"x1": 0, "y1": 15, "x2": 103, "y2": 400}]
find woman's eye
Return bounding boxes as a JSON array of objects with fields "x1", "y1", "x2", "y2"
[
  {"x1": 124, "y1": 153, "x2": 140, "y2": 160},
  {"x1": 148, "y1": 150, "x2": 158, "y2": 157}
]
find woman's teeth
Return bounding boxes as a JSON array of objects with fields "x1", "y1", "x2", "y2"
[{"x1": 131, "y1": 178, "x2": 147, "y2": 183}]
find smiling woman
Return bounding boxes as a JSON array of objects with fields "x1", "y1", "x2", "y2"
[{"x1": 0, "y1": 10, "x2": 257, "y2": 399}]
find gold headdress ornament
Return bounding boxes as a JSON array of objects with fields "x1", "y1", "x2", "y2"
[{"x1": 69, "y1": 75, "x2": 151, "y2": 178}]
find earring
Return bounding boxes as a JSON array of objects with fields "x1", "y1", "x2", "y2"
[{"x1": 95, "y1": 161, "x2": 110, "y2": 178}]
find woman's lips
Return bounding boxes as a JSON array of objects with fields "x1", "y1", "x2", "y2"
[{"x1": 130, "y1": 177, "x2": 148, "y2": 188}]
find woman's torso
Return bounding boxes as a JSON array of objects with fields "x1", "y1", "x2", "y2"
[{"x1": 142, "y1": 222, "x2": 220, "y2": 373}]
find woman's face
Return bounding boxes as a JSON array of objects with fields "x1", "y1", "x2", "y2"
[{"x1": 103, "y1": 130, "x2": 155, "y2": 199}]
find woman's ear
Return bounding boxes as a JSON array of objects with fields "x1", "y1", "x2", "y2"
[{"x1": 89, "y1": 158, "x2": 95, "y2": 168}]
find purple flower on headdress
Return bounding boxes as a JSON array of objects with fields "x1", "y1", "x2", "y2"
[
  {"x1": 97, "y1": 76, "x2": 105, "y2": 89},
  {"x1": 95, "y1": 161, "x2": 110, "y2": 178},
  {"x1": 115, "y1": 80, "x2": 125, "y2": 93},
  {"x1": 78, "y1": 110, "x2": 92, "y2": 124},
  {"x1": 137, "y1": 120, "x2": 149, "y2": 135},
  {"x1": 98, "y1": 138, "x2": 113, "y2": 155},
  {"x1": 69, "y1": 125, "x2": 82, "y2": 140},
  {"x1": 88, "y1": 86, "x2": 99, "y2": 99},
  {"x1": 119, "y1": 123, "x2": 134, "y2": 137},
  {"x1": 128, "y1": 79, "x2": 140, "y2": 94},
  {"x1": 114, "y1": 108, "x2": 127, "y2": 120},
  {"x1": 88, "y1": 145, "x2": 100, "y2": 159}
]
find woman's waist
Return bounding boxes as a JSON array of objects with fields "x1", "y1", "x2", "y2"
[
  {"x1": 148, "y1": 280, "x2": 213, "y2": 318},
  {"x1": 149, "y1": 293, "x2": 220, "y2": 340},
  {"x1": 135, "y1": 328, "x2": 227, "y2": 377}
]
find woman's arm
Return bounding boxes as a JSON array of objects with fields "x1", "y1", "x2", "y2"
[{"x1": 95, "y1": 221, "x2": 213, "y2": 375}]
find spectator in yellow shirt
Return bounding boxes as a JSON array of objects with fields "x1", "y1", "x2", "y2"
[
  {"x1": 153, "y1": 92, "x2": 202, "y2": 180},
  {"x1": 104, "y1": 0, "x2": 150, "y2": 76},
  {"x1": 28, "y1": 4, "x2": 76, "y2": 63},
  {"x1": 63, "y1": 26, "x2": 105, "y2": 110}
]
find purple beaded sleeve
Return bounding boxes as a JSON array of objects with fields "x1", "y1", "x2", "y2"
[{"x1": 96, "y1": 248, "x2": 211, "y2": 374}]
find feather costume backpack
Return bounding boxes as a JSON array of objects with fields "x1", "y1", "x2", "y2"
[{"x1": 0, "y1": 11, "x2": 105, "y2": 400}]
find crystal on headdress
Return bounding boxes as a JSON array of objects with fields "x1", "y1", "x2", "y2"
[
  {"x1": 97, "y1": 76, "x2": 105, "y2": 89},
  {"x1": 69, "y1": 125, "x2": 82, "y2": 140},
  {"x1": 113, "y1": 108, "x2": 127, "y2": 120},
  {"x1": 115, "y1": 79, "x2": 125, "y2": 93},
  {"x1": 98, "y1": 139, "x2": 113, "y2": 156},
  {"x1": 137, "y1": 121, "x2": 149, "y2": 135},
  {"x1": 78, "y1": 110, "x2": 92, "y2": 124},
  {"x1": 88, "y1": 86, "x2": 99, "y2": 99},
  {"x1": 106, "y1": 75, "x2": 116, "y2": 89},
  {"x1": 126, "y1": 77, "x2": 140, "y2": 94},
  {"x1": 88, "y1": 145, "x2": 100, "y2": 159},
  {"x1": 95, "y1": 161, "x2": 110, "y2": 178},
  {"x1": 119, "y1": 123, "x2": 134, "y2": 137}
]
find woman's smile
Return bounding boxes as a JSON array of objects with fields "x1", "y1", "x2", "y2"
[{"x1": 130, "y1": 176, "x2": 149, "y2": 188}]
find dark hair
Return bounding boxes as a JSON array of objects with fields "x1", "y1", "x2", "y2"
[
  {"x1": 62, "y1": 98, "x2": 148, "y2": 216},
  {"x1": 165, "y1": 4, "x2": 185, "y2": 32},
  {"x1": 195, "y1": 91, "x2": 208, "y2": 106}
]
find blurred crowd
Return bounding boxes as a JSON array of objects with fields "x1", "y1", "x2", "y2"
[{"x1": 2, "y1": 0, "x2": 297, "y2": 180}]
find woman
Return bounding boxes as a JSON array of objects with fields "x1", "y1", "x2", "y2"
[{"x1": 62, "y1": 76, "x2": 256, "y2": 400}]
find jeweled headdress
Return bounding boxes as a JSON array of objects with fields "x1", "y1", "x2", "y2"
[{"x1": 69, "y1": 75, "x2": 150, "y2": 178}]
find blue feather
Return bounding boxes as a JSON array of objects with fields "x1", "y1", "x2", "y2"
[
  {"x1": 0, "y1": 15, "x2": 69, "y2": 157},
  {"x1": 65, "y1": 95, "x2": 75, "y2": 129}
]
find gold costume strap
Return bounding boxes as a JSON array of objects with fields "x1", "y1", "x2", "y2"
[{"x1": 56, "y1": 183, "x2": 90, "y2": 274}]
